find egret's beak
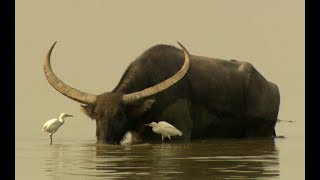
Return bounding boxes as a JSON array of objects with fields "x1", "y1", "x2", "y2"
[
  {"x1": 66, "y1": 114, "x2": 74, "y2": 117},
  {"x1": 144, "y1": 123, "x2": 150, "y2": 127}
]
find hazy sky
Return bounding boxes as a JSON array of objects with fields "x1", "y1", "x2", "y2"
[{"x1": 16, "y1": 0, "x2": 304, "y2": 140}]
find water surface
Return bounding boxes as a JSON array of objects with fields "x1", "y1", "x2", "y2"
[{"x1": 16, "y1": 121, "x2": 304, "y2": 179}]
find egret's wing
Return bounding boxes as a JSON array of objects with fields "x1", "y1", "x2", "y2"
[
  {"x1": 42, "y1": 118, "x2": 60, "y2": 132},
  {"x1": 158, "y1": 121, "x2": 176, "y2": 129},
  {"x1": 165, "y1": 126, "x2": 183, "y2": 136},
  {"x1": 158, "y1": 121, "x2": 182, "y2": 136},
  {"x1": 42, "y1": 118, "x2": 56, "y2": 130}
]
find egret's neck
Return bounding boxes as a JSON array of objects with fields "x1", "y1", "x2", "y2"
[{"x1": 59, "y1": 114, "x2": 65, "y2": 123}]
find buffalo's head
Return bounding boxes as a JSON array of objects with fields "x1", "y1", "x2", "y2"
[
  {"x1": 80, "y1": 93, "x2": 156, "y2": 144},
  {"x1": 43, "y1": 42, "x2": 190, "y2": 144}
]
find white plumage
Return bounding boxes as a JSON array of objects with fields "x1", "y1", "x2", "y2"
[
  {"x1": 42, "y1": 113, "x2": 73, "y2": 144},
  {"x1": 145, "y1": 121, "x2": 182, "y2": 142}
]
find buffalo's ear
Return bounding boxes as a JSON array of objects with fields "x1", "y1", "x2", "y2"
[
  {"x1": 80, "y1": 104, "x2": 96, "y2": 120},
  {"x1": 130, "y1": 99, "x2": 156, "y2": 117}
]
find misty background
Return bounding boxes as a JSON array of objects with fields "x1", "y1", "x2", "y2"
[{"x1": 16, "y1": 1, "x2": 304, "y2": 149}]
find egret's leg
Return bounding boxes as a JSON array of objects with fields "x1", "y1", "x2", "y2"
[
  {"x1": 50, "y1": 133, "x2": 53, "y2": 145},
  {"x1": 168, "y1": 136, "x2": 172, "y2": 142},
  {"x1": 162, "y1": 135, "x2": 164, "y2": 142}
]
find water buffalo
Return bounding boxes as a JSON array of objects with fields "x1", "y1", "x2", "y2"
[{"x1": 43, "y1": 42, "x2": 280, "y2": 144}]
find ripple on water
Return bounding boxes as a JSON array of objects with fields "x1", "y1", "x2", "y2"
[{"x1": 30, "y1": 138, "x2": 281, "y2": 179}]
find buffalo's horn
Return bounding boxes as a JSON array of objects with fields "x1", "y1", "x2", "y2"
[
  {"x1": 122, "y1": 42, "x2": 191, "y2": 103},
  {"x1": 44, "y1": 42, "x2": 97, "y2": 104}
]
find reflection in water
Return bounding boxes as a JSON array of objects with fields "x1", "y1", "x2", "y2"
[
  {"x1": 94, "y1": 139, "x2": 279, "y2": 179},
  {"x1": 43, "y1": 139, "x2": 279, "y2": 179}
]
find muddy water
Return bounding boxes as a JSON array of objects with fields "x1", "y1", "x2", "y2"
[{"x1": 15, "y1": 122, "x2": 304, "y2": 179}]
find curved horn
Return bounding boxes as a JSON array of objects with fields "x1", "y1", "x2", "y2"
[
  {"x1": 44, "y1": 42, "x2": 97, "y2": 104},
  {"x1": 122, "y1": 42, "x2": 191, "y2": 103}
]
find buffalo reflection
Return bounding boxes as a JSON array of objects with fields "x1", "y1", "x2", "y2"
[{"x1": 93, "y1": 138, "x2": 279, "y2": 179}]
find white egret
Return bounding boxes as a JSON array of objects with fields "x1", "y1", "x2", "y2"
[
  {"x1": 42, "y1": 113, "x2": 73, "y2": 144},
  {"x1": 145, "y1": 121, "x2": 182, "y2": 142}
]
